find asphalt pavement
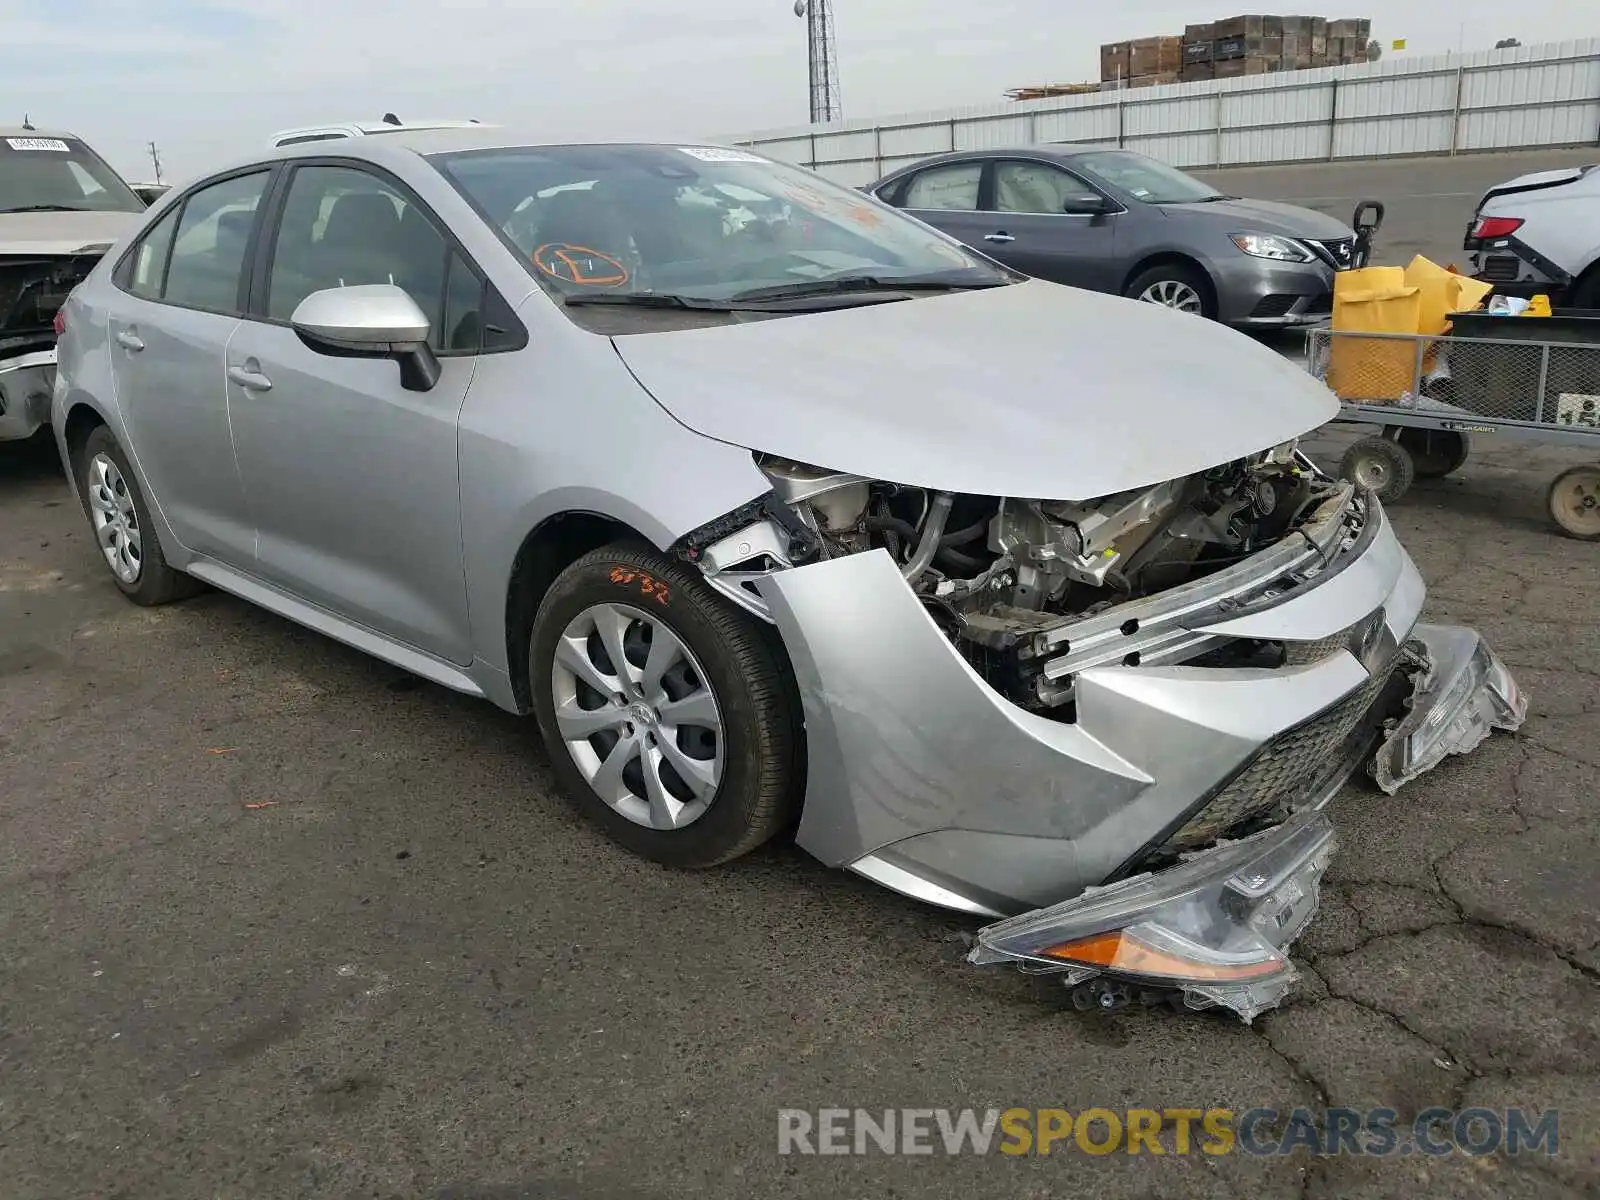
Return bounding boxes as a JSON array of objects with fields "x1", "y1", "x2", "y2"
[{"x1": 3, "y1": 148, "x2": 1600, "y2": 1199}]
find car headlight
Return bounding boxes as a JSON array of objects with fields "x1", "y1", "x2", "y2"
[{"x1": 1230, "y1": 232, "x2": 1313, "y2": 263}]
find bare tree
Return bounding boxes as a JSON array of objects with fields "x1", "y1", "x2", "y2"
[{"x1": 1494, "y1": 37, "x2": 1522, "y2": 49}]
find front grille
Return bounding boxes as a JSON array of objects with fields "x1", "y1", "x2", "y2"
[
  {"x1": 1479, "y1": 254, "x2": 1521, "y2": 282},
  {"x1": 1156, "y1": 651, "x2": 1401, "y2": 855},
  {"x1": 1307, "y1": 237, "x2": 1356, "y2": 271}
]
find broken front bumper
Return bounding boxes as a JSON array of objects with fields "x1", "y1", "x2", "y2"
[
  {"x1": 0, "y1": 349, "x2": 55, "y2": 442},
  {"x1": 967, "y1": 622, "x2": 1525, "y2": 1021}
]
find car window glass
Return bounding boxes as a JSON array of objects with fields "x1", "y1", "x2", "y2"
[
  {"x1": 994, "y1": 162, "x2": 1086, "y2": 214},
  {"x1": 127, "y1": 207, "x2": 179, "y2": 300},
  {"x1": 66, "y1": 161, "x2": 107, "y2": 199},
  {"x1": 901, "y1": 162, "x2": 982, "y2": 211},
  {"x1": 162, "y1": 171, "x2": 269, "y2": 313},
  {"x1": 440, "y1": 251, "x2": 484, "y2": 352},
  {"x1": 266, "y1": 165, "x2": 449, "y2": 350}
]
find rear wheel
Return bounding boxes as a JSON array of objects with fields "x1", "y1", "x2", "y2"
[
  {"x1": 79, "y1": 425, "x2": 200, "y2": 605},
  {"x1": 1396, "y1": 427, "x2": 1470, "y2": 478},
  {"x1": 1547, "y1": 465, "x2": 1600, "y2": 540},
  {"x1": 528, "y1": 543, "x2": 800, "y2": 867},
  {"x1": 1340, "y1": 435, "x2": 1416, "y2": 505},
  {"x1": 1126, "y1": 263, "x2": 1216, "y2": 320}
]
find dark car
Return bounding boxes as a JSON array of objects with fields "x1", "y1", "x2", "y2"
[{"x1": 867, "y1": 147, "x2": 1356, "y2": 327}]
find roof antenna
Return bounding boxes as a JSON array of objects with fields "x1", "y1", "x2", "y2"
[
  {"x1": 381, "y1": 112, "x2": 402, "y2": 126},
  {"x1": 22, "y1": 113, "x2": 35, "y2": 131}
]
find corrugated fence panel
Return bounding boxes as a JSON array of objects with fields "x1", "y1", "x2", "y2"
[
  {"x1": 1459, "y1": 102, "x2": 1600, "y2": 151},
  {"x1": 727, "y1": 38, "x2": 1600, "y2": 180},
  {"x1": 1334, "y1": 113, "x2": 1453, "y2": 158},
  {"x1": 878, "y1": 123, "x2": 952, "y2": 159},
  {"x1": 819, "y1": 160, "x2": 880, "y2": 188},
  {"x1": 813, "y1": 129, "x2": 878, "y2": 161},
  {"x1": 954, "y1": 113, "x2": 1034, "y2": 149},
  {"x1": 1034, "y1": 104, "x2": 1119, "y2": 143}
]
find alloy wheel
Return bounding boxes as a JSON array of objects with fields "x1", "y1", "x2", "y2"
[
  {"x1": 87, "y1": 453, "x2": 142, "y2": 584},
  {"x1": 1138, "y1": 279, "x2": 1205, "y2": 313},
  {"x1": 550, "y1": 602, "x2": 725, "y2": 831}
]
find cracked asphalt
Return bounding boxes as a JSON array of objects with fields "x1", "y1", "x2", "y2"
[{"x1": 2, "y1": 408, "x2": 1599, "y2": 1197}]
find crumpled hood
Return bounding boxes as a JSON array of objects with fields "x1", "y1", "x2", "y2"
[
  {"x1": 0, "y1": 209, "x2": 141, "y2": 255},
  {"x1": 613, "y1": 279, "x2": 1338, "y2": 501},
  {"x1": 1157, "y1": 196, "x2": 1353, "y2": 240}
]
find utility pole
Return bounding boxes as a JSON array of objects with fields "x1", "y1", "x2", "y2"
[
  {"x1": 794, "y1": 0, "x2": 841, "y2": 124},
  {"x1": 147, "y1": 141, "x2": 163, "y2": 184}
]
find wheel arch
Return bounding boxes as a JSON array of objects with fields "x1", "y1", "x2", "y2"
[
  {"x1": 1121, "y1": 251, "x2": 1218, "y2": 307},
  {"x1": 60, "y1": 400, "x2": 112, "y2": 510},
  {"x1": 503, "y1": 510, "x2": 652, "y2": 712}
]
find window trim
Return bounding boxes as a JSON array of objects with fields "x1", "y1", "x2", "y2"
[
  {"x1": 109, "y1": 163, "x2": 283, "y2": 319},
  {"x1": 246, "y1": 155, "x2": 527, "y2": 356}
]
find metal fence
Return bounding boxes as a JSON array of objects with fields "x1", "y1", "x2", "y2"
[
  {"x1": 1308, "y1": 328, "x2": 1600, "y2": 428},
  {"x1": 725, "y1": 38, "x2": 1600, "y2": 186}
]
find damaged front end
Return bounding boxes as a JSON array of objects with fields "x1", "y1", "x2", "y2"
[
  {"x1": 672, "y1": 445, "x2": 1526, "y2": 1021},
  {"x1": 0, "y1": 250, "x2": 100, "y2": 441}
]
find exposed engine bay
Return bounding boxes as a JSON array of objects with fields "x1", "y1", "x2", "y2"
[{"x1": 677, "y1": 444, "x2": 1365, "y2": 716}]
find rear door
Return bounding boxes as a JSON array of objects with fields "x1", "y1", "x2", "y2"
[
  {"x1": 884, "y1": 159, "x2": 999, "y2": 252},
  {"x1": 983, "y1": 159, "x2": 1122, "y2": 290},
  {"x1": 105, "y1": 168, "x2": 273, "y2": 562},
  {"x1": 223, "y1": 160, "x2": 482, "y2": 664}
]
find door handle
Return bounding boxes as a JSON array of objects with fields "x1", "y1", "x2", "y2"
[
  {"x1": 227, "y1": 365, "x2": 273, "y2": 392},
  {"x1": 115, "y1": 330, "x2": 144, "y2": 352},
  {"x1": 984, "y1": 232, "x2": 1016, "y2": 244}
]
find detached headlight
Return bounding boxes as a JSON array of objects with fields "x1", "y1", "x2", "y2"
[
  {"x1": 1230, "y1": 232, "x2": 1313, "y2": 263},
  {"x1": 969, "y1": 812, "x2": 1336, "y2": 1022}
]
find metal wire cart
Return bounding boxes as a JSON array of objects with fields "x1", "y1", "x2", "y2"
[{"x1": 1306, "y1": 312, "x2": 1600, "y2": 540}]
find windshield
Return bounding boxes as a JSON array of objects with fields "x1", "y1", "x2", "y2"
[
  {"x1": 0, "y1": 135, "x2": 146, "y2": 214},
  {"x1": 1069, "y1": 150, "x2": 1222, "y2": 205},
  {"x1": 433, "y1": 144, "x2": 1011, "y2": 308}
]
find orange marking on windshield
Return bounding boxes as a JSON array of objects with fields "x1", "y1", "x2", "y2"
[{"x1": 533, "y1": 243, "x2": 629, "y2": 287}]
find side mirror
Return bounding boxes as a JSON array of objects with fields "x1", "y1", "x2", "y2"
[
  {"x1": 1062, "y1": 193, "x2": 1110, "y2": 215},
  {"x1": 290, "y1": 284, "x2": 440, "y2": 392}
]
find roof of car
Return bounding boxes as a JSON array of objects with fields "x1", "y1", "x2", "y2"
[{"x1": 0, "y1": 125, "x2": 81, "y2": 140}]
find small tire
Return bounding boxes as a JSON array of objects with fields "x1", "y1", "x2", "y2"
[
  {"x1": 1125, "y1": 263, "x2": 1216, "y2": 320},
  {"x1": 1396, "y1": 427, "x2": 1470, "y2": 479},
  {"x1": 528, "y1": 542, "x2": 800, "y2": 868},
  {"x1": 79, "y1": 425, "x2": 201, "y2": 606},
  {"x1": 1340, "y1": 435, "x2": 1416, "y2": 505},
  {"x1": 1546, "y1": 465, "x2": 1600, "y2": 540}
]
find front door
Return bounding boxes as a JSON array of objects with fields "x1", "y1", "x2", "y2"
[
  {"x1": 983, "y1": 159, "x2": 1122, "y2": 291},
  {"x1": 224, "y1": 162, "x2": 479, "y2": 665},
  {"x1": 890, "y1": 159, "x2": 1003, "y2": 257},
  {"x1": 106, "y1": 169, "x2": 272, "y2": 562}
]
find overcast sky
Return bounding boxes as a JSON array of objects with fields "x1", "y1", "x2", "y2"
[{"x1": 2, "y1": 0, "x2": 1590, "y2": 181}]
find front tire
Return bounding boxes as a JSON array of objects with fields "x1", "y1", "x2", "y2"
[
  {"x1": 80, "y1": 425, "x2": 199, "y2": 606},
  {"x1": 529, "y1": 543, "x2": 800, "y2": 867},
  {"x1": 1126, "y1": 263, "x2": 1216, "y2": 320}
]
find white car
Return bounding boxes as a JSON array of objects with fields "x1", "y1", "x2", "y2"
[{"x1": 1464, "y1": 162, "x2": 1600, "y2": 307}]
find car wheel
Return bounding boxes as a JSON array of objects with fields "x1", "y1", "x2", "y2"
[
  {"x1": 529, "y1": 542, "x2": 800, "y2": 867},
  {"x1": 1340, "y1": 435, "x2": 1416, "y2": 505},
  {"x1": 1568, "y1": 269, "x2": 1600, "y2": 311},
  {"x1": 80, "y1": 425, "x2": 200, "y2": 605},
  {"x1": 1126, "y1": 264, "x2": 1215, "y2": 319},
  {"x1": 1396, "y1": 427, "x2": 1470, "y2": 478},
  {"x1": 1546, "y1": 465, "x2": 1600, "y2": 540}
]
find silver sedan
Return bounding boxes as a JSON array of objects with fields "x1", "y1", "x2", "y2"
[{"x1": 52, "y1": 130, "x2": 1524, "y2": 1020}]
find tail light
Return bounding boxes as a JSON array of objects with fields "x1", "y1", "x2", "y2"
[
  {"x1": 52, "y1": 308, "x2": 65, "y2": 337},
  {"x1": 1470, "y1": 216, "x2": 1524, "y2": 240}
]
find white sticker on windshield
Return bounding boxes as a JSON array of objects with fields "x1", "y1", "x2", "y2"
[
  {"x1": 679, "y1": 147, "x2": 764, "y2": 163},
  {"x1": 6, "y1": 137, "x2": 70, "y2": 152}
]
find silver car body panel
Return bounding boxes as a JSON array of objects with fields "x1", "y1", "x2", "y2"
[
  {"x1": 612, "y1": 278, "x2": 1338, "y2": 501},
  {"x1": 761, "y1": 497, "x2": 1425, "y2": 916}
]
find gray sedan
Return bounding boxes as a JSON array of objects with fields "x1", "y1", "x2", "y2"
[
  {"x1": 52, "y1": 131, "x2": 1520, "y2": 1019},
  {"x1": 869, "y1": 147, "x2": 1356, "y2": 327}
]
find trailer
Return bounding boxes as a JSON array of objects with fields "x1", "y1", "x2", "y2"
[{"x1": 1306, "y1": 318, "x2": 1600, "y2": 539}]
